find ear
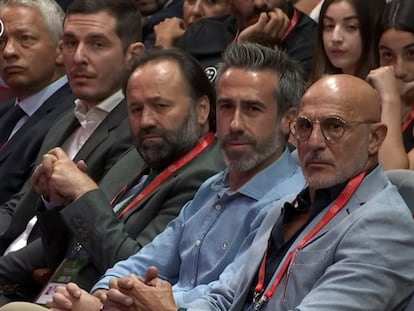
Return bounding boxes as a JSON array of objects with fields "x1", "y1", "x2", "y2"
[
  {"x1": 368, "y1": 123, "x2": 387, "y2": 155},
  {"x1": 195, "y1": 95, "x2": 210, "y2": 127},
  {"x1": 279, "y1": 106, "x2": 297, "y2": 136},
  {"x1": 125, "y1": 42, "x2": 145, "y2": 65},
  {"x1": 55, "y1": 40, "x2": 64, "y2": 66}
]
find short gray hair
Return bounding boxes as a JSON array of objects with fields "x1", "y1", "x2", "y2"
[
  {"x1": 0, "y1": 0, "x2": 64, "y2": 43},
  {"x1": 216, "y1": 42, "x2": 304, "y2": 115}
]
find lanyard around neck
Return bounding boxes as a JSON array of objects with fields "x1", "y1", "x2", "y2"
[
  {"x1": 402, "y1": 105, "x2": 414, "y2": 132},
  {"x1": 113, "y1": 132, "x2": 215, "y2": 218},
  {"x1": 252, "y1": 171, "x2": 366, "y2": 310}
]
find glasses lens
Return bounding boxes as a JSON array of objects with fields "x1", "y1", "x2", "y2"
[
  {"x1": 293, "y1": 117, "x2": 312, "y2": 140},
  {"x1": 320, "y1": 117, "x2": 345, "y2": 141}
]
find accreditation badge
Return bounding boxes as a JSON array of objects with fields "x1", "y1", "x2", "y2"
[{"x1": 34, "y1": 250, "x2": 88, "y2": 305}]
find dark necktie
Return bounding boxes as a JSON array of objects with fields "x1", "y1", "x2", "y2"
[{"x1": 0, "y1": 104, "x2": 25, "y2": 146}]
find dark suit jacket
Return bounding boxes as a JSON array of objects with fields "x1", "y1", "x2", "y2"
[
  {"x1": 36, "y1": 138, "x2": 225, "y2": 291},
  {"x1": 0, "y1": 99, "x2": 132, "y2": 254},
  {"x1": 0, "y1": 83, "x2": 74, "y2": 205}
]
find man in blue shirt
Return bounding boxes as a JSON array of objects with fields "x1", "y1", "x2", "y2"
[{"x1": 36, "y1": 42, "x2": 306, "y2": 311}]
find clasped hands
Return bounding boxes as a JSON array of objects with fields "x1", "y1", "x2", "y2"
[
  {"x1": 31, "y1": 147, "x2": 99, "y2": 207},
  {"x1": 47, "y1": 267, "x2": 178, "y2": 311}
]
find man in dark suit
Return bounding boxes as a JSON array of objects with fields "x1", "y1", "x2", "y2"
[{"x1": 0, "y1": 0, "x2": 75, "y2": 205}]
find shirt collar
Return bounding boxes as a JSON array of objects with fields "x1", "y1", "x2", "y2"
[
  {"x1": 74, "y1": 89, "x2": 123, "y2": 127},
  {"x1": 17, "y1": 75, "x2": 68, "y2": 117},
  {"x1": 212, "y1": 148, "x2": 299, "y2": 201}
]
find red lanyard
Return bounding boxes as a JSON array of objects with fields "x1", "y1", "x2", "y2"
[
  {"x1": 111, "y1": 132, "x2": 215, "y2": 218},
  {"x1": 277, "y1": 8, "x2": 298, "y2": 44},
  {"x1": 401, "y1": 106, "x2": 414, "y2": 132},
  {"x1": 252, "y1": 171, "x2": 366, "y2": 309}
]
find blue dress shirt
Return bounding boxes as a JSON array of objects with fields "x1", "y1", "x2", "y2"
[{"x1": 92, "y1": 148, "x2": 305, "y2": 306}]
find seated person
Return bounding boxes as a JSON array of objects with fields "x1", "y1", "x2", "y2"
[
  {"x1": 308, "y1": 0, "x2": 385, "y2": 85},
  {"x1": 367, "y1": 0, "x2": 414, "y2": 170}
]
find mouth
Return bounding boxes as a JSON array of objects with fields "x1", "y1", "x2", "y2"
[
  {"x1": 328, "y1": 48, "x2": 346, "y2": 56},
  {"x1": 224, "y1": 141, "x2": 251, "y2": 150},
  {"x1": 304, "y1": 160, "x2": 334, "y2": 170},
  {"x1": 71, "y1": 73, "x2": 94, "y2": 79},
  {"x1": 140, "y1": 135, "x2": 163, "y2": 143},
  {"x1": 3, "y1": 66, "x2": 24, "y2": 74}
]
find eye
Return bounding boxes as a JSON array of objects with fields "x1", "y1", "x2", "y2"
[
  {"x1": 406, "y1": 48, "x2": 414, "y2": 60},
  {"x1": 322, "y1": 23, "x2": 334, "y2": 31},
  {"x1": 217, "y1": 102, "x2": 233, "y2": 110},
  {"x1": 92, "y1": 40, "x2": 106, "y2": 49},
  {"x1": 296, "y1": 118, "x2": 312, "y2": 131},
  {"x1": 62, "y1": 38, "x2": 78, "y2": 49},
  {"x1": 379, "y1": 50, "x2": 393, "y2": 64},
  {"x1": 247, "y1": 105, "x2": 261, "y2": 112},
  {"x1": 18, "y1": 34, "x2": 36, "y2": 46},
  {"x1": 322, "y1": 118, "x2": 344, "y2": 133},
  {"x1": 345, "y1": 23, "x2": 359, "y2": 32}
]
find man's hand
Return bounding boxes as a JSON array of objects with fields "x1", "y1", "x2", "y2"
[
  {"x1": 237, "y1": 8, "x2": 290, "y2": 46},
  {"x1": 103, "y1": 267, "x2": 177, "y2": 311},
  {"x1": 31, "y1": 147, "x2": 98, "y2": 205},
  {"x1": 47, "y1": 283, "x2": 102, "y2": 311},
  {"x1": 154, "y1": 17, "x2": 186, "y2": 47}
]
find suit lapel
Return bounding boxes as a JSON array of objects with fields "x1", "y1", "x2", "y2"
[
  {"x1": 0, "y1": 85, "x2": 75, "y2": 162},
  {"x1": 298, "y1": 167, "x2": 389, "y2": 249},
  {"x1": 73, "y1": 99, "x2": 126, "y2": 162}
]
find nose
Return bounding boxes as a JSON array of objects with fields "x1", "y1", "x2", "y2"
[
  {"x1": 229, "y1": 107, "x2": 245, "y2": 133},
  {"x1": 140, "y1": 106, "x2": 157, "y2": 128},
  {"x1": 73, "y1": 42, "x2": 88, "y2": 64},
  {"x1": 331, "y1": 25, "x2": 343, "y2": 43},
  {"x1": 2, "y1": 37, "x2": 18, "y2": 60},
  {"x1": 393, "y1": 56, "x2": 408, "y2": 80},
  {"x1": 305, "y1": 122, "x2": 327, "y2": 149}
]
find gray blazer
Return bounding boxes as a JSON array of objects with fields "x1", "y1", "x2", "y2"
[{"x1": 188, "y1": 166, "x2": 414, "y2": 311}]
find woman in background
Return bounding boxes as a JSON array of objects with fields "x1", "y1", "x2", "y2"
[
  {"x1": 367, "y1": 0, "x2": 414, "y2": 170},
  {"x1": 308, "y1": 0, "x2": 385, "y2": 84}
]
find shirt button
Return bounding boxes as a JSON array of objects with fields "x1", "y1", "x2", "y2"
[
  {"x1": 195, "y1": 239, "x2": 201, "y2": 246},
  {"x1": 190, "y1": 278, "x2": 195, "y2": 284},
  {"x1": 215, "y1": 204, "x2": 221, "y2": 211}
]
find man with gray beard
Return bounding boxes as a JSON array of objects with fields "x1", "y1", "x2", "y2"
[{"x1": 22, "y1": 43, "x2": 307, "y2": 311}]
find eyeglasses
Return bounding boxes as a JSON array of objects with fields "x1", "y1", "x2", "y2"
[{"x1": 289, "y1": 116, "x2": 378, "y2": 143}]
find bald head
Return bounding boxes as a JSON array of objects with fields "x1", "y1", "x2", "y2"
[{"x1": 304, "y1": 74, "x2": 381, "y2": 122}]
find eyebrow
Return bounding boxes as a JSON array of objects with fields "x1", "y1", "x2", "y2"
[
  {"x1": 379, "y1": 42, "x2": 414, "y2": 50},
  {"x1": 63, "y1": 31, "x2": 109, "y2": 40},
  {"x1": 323, "y1": 15, "x2": 359, "y2": 22}
]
